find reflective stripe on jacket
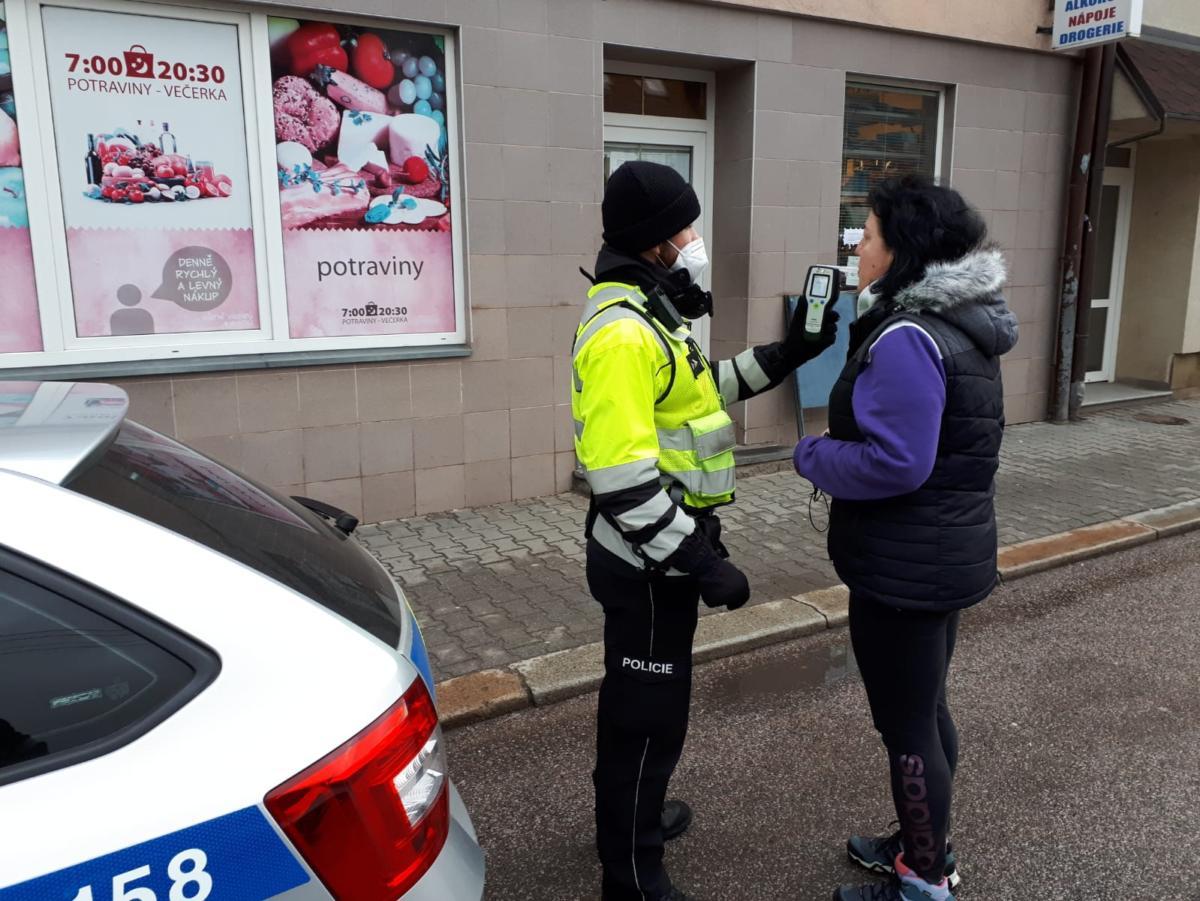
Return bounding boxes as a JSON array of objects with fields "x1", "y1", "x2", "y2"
[{"x1": 571, "y1": 281, "x2": 737, "y2": 570}]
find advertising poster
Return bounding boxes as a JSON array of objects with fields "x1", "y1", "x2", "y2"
[
  {"x1": 268, "y1": 17, "x2": 456, "y2": 338},
  {"x1": 0, "y1": 2, "x2": 43, "y2": 353},
  {"x1": 41, "y1": 5, "x2": 259, "y2": 338}
]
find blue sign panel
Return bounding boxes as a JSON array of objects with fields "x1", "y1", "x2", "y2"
[{"x1": 786, "y1": 290, "x2": 858, "y2": 437}]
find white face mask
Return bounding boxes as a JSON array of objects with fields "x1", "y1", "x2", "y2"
[{"x1": 667, "y1": 237, "x2": 709, "y2": 283}]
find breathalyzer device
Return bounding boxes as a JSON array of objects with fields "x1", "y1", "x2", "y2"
[{"x1": 803, "y1": 265, "x2": 843, "y2": 341}]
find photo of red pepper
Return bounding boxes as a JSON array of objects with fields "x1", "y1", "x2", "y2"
[
  {"x1": 351, "y1": 33, "x2": 394, "y2": 90},
  {"x1": 287, "y1": 22, "x2": 347, "y2": 77}
]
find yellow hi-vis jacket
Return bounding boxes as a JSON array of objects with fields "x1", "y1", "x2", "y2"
[{"x1": 571, "y1": 281, "x2": 774, "y2": 572}]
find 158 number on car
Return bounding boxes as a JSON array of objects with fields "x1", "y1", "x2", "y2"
[{"x1": 70, "y1": 849, "x2": 211, "y2": 901}]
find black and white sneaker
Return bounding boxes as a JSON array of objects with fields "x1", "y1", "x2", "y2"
[{"x1": 846, "y1": 829, "x2": 960, "y2": 890}]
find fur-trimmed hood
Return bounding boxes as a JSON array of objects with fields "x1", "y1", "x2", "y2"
[{"x1": 893, "y1": 248, "x2": 1019, "y2": 357}]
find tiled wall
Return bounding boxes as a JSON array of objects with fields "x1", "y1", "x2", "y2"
[
  {"x1": 737, "y1": 20, "x2": 1076, "y2": 442},
  {"x1": 710, "y1": 64, "x2": 755, "y2": 437},
  {"x1": 952, "y1": 83, "x2": 1074, "y2": 425},
  {"x1": 456, "y1": 0, "x2": 605, "y2": 518},
  {"x1": 741, "y1": 55, "x2": 847, "y2": 446},
  {"x1": 113, "y1": 355, "x2": 582, "y2": 521},
  {"x1": 113, "y1": 0, "x2": 1077, "y2": 522}
]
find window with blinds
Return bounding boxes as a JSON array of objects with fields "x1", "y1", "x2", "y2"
[{"x1": 838, "y1": 83, "x2": 942, "y2": 282}]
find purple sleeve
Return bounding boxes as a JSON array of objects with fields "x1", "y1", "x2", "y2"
[{"x1": 793, "y1": 325, "x2": 946, "y2": 501}]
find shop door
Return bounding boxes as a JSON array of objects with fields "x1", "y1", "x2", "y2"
[
  {"x1": 1086, "y1": 167, "x2": 1134, "y2": 383},
  {"x1": 603, "y1": 126, "x2": 711, "y2": 352}
]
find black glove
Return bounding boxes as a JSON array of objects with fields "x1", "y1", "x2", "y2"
[
  {"x1": 694, "y1": 513, "x2": 729, "y2": 559},
  {"x1": 666, "y1": 529, "x2": 750, "y2": 611},
  {"x1": 783, "y1": 301, "x2": 840, "y2": 366},
  {"x1": 697, "y1": 555, "x2": 750, "y2": 611}
]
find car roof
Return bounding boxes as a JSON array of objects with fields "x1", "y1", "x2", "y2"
[{"x1": 0, "y1": 381, "x2": 128, "y2": 484}]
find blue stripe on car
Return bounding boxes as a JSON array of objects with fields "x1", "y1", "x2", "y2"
[
  {"x1": 408, "y1": 609, "x2": 437, "y2": 703},
  {"x1": 0, "y1": 806, "x2": 309, "y2": 900}
]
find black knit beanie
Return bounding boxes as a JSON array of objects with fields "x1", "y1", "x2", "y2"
[{"x1": 602, "y1": 161, "x2": 701, "y2": 254}]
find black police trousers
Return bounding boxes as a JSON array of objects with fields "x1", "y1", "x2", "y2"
[{"x1": 587, "y1": 541, "x2": 700, "y2": 901}]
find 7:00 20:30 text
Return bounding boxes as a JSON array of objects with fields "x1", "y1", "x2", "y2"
[
  {"x1": 343, "y1": 306, "x2": 409, "y2": 317},
  {"x1": 64, "y1": 53, "x2": 226, "y2": 83}
]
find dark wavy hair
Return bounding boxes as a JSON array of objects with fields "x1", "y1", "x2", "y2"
[{"x1": 869, "y1": 175, "x2": 987, "y2": 301}]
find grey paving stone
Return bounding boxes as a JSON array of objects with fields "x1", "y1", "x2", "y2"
[{"x1": 355, "y1": 398, "x2": 1200, "y2": 683}]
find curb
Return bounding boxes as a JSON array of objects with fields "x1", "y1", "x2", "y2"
[{"x1": 435, "y1": 499, "x2": 1200, "y2": 729}]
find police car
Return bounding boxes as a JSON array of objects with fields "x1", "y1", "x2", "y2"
[{"x1": 0, "y1": 382, "x2": 485, "y2": 900}]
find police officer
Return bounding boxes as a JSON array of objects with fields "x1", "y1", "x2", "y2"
[{"x1": 573, "y1": 161, "x2": 839, "y2": 900}]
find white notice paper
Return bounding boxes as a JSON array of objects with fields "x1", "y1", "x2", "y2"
[{"x1": 843, "y1": 256, "x2": 860, "y2": 288}]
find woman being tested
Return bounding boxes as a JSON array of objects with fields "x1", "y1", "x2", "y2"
[{"x1": 794, "y1": 175, "x2": 1018, "y2": 901}]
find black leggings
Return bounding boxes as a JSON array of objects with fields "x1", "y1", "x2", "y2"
[{"x1": 849, "y1": 594, "x2": 961, "y2": 884}]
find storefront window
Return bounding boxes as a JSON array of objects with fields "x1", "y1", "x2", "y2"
[
  {"x1": 41, "y1": 5, "x2": 261, "y2": 339},
  {"x1": 269, "y1": 18, "x2": 455, "y2": 339},
  {"x1": 837, "y1": 82, "x2": 941, "y2": 287},
  {"x1": 0, "y1": 1, "x2": 42, "y2": 353},
  {"x1": 0, "y1": 0, "x2": 464, "y2": 371}
]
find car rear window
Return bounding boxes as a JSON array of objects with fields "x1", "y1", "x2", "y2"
[
  {"x1": 67, "y1": 422, "x2": 403, "y2": 647},
  {"x1": 0, "y1": 560, "x2": 209, "y2": 785}
]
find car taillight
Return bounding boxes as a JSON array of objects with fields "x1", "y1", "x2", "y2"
[{"x1": 264, "y1": 677, "x2": 450, "y2": 899}]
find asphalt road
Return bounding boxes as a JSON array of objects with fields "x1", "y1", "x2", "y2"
[{"x1": 449, "y1": 532, "x2": 1200, "y2": 901}]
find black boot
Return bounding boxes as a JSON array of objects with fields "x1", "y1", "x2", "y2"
[
  {"x1": 662, "y1": 799, "x2": 693, "y2": 841},
  {"x1": 601, "y1": 876, "x2": 693, "y2": 900}
]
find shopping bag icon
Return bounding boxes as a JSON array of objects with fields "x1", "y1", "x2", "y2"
[{"x1": 123, "y1": 44, "x2": 155, "y2": 78}]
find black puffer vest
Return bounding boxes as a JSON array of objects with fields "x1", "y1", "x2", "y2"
[{"x1": 828, "y1": 249, "x2": 1017, "y2": 612}]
